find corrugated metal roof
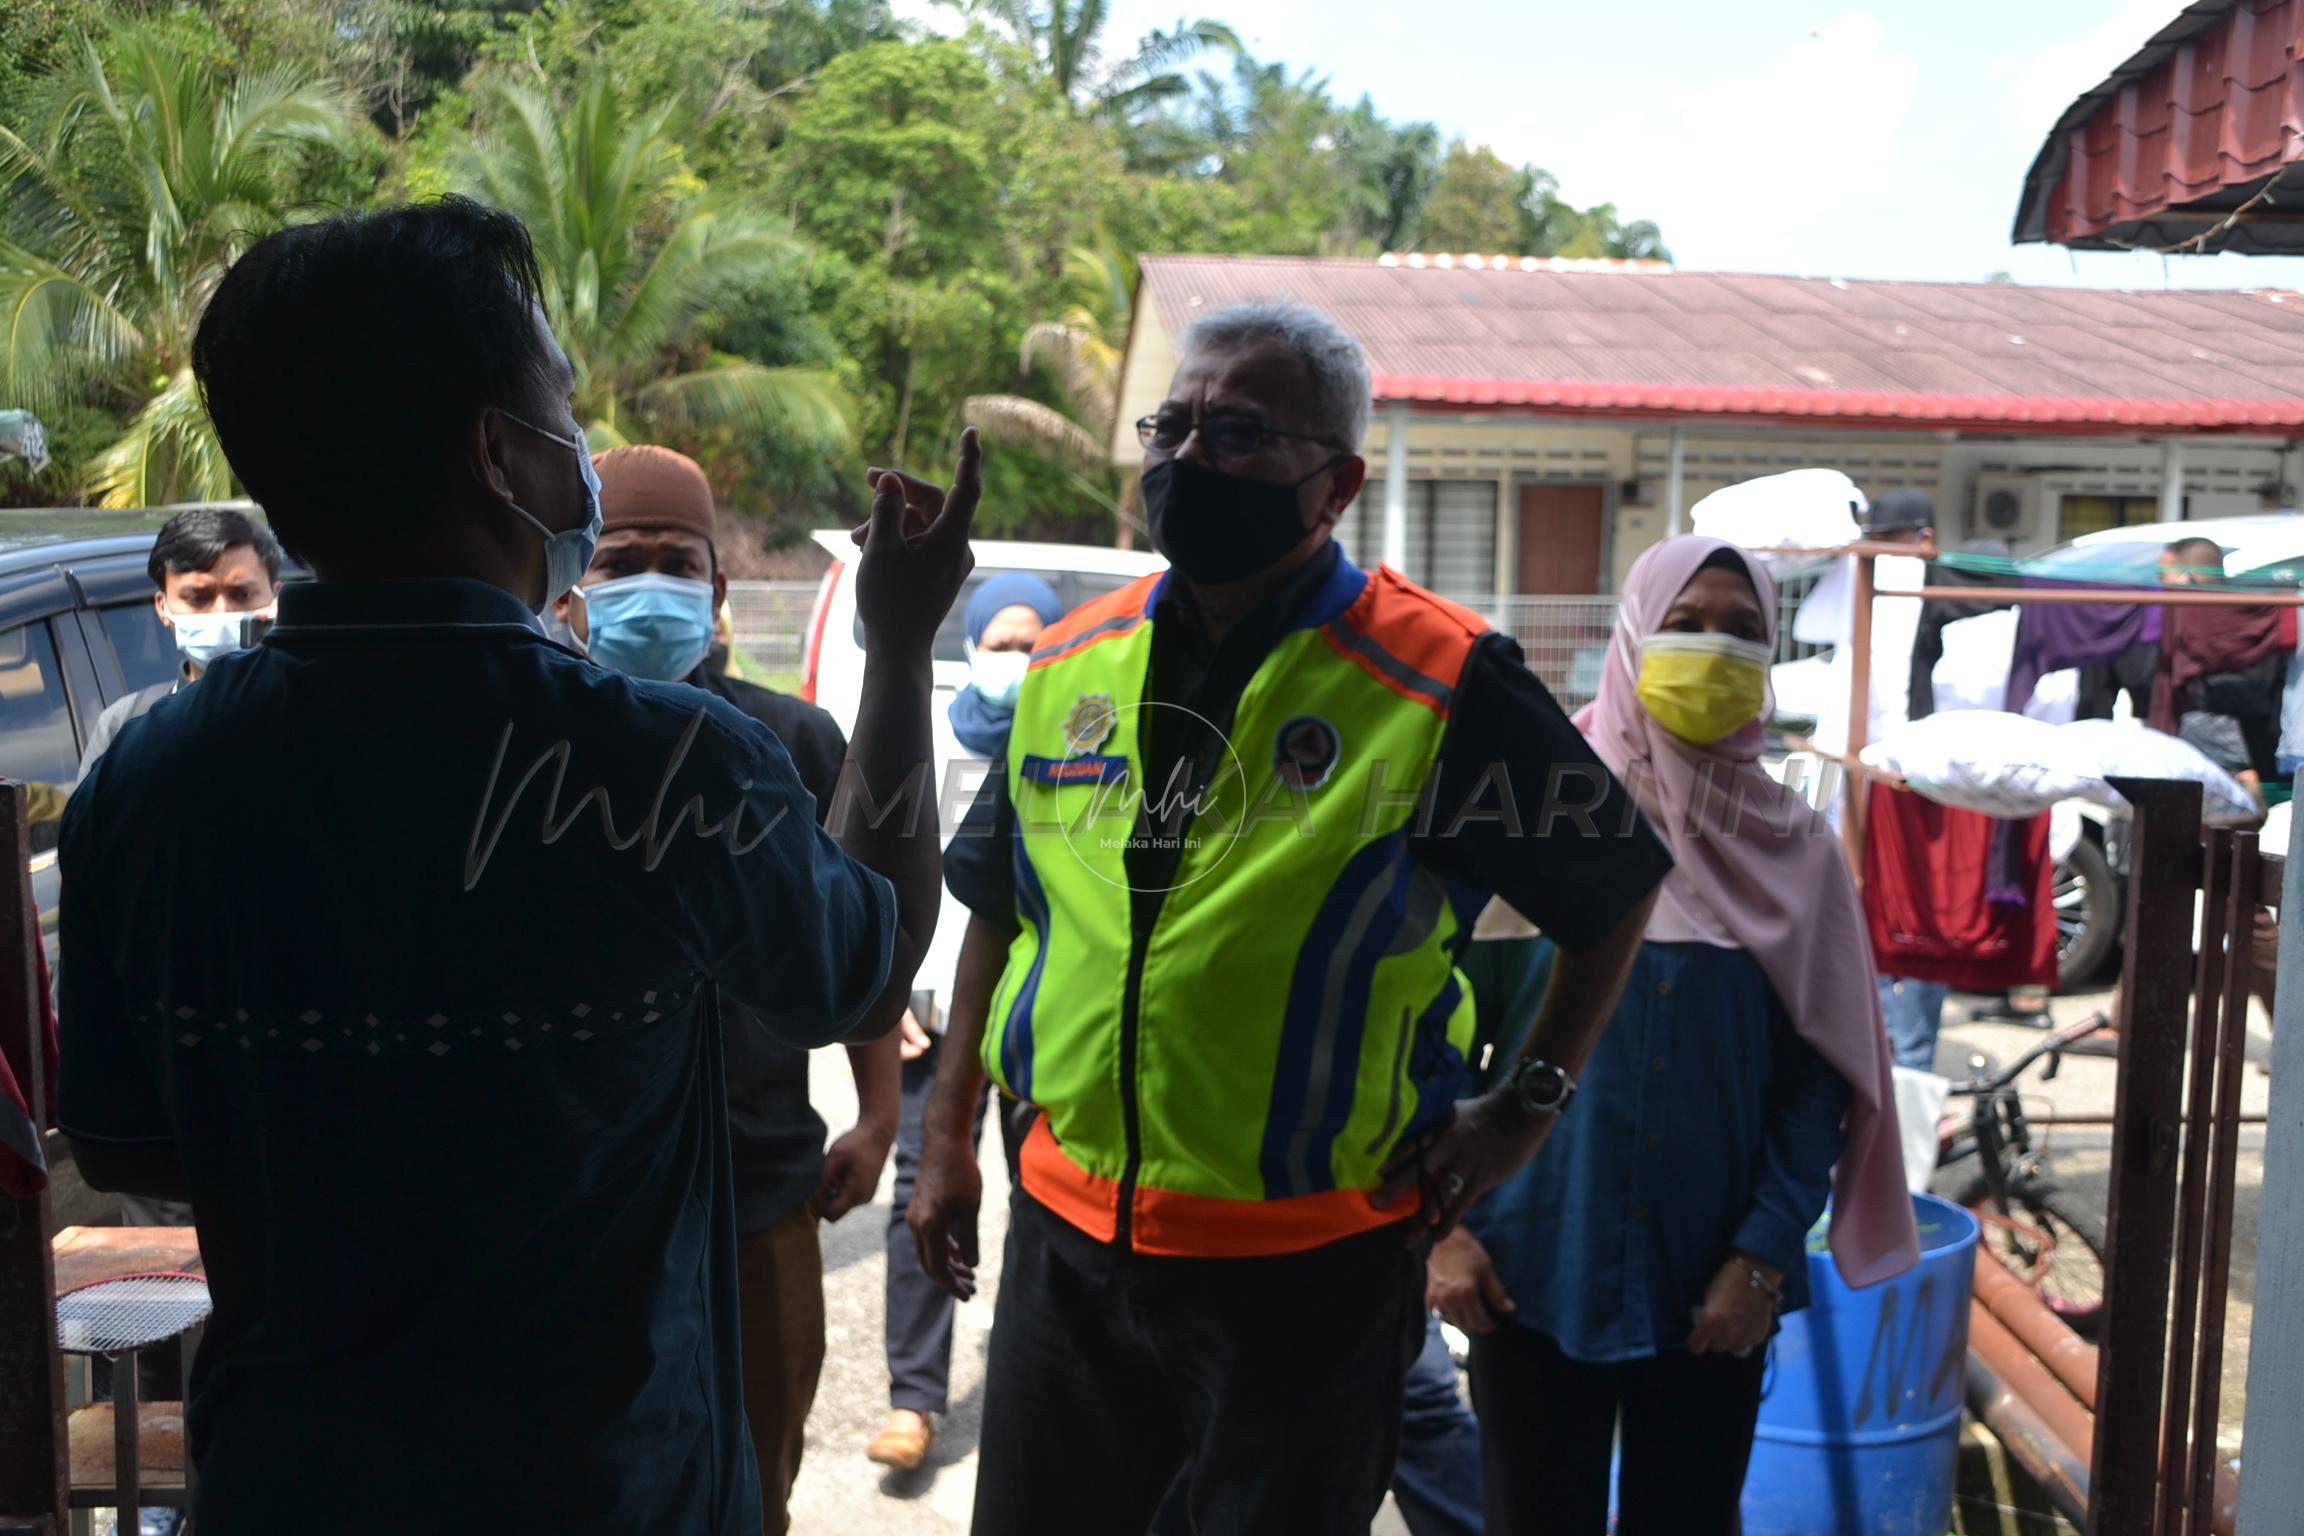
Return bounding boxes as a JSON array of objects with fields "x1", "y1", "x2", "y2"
[
  {"x1": 2014, "y1": 0, "x2": 2304, "y2": 255},
  {"x1": 1137, "y1": 254, "x2": 2304, "y2": 434}
]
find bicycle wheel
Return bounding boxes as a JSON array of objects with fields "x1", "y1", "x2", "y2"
[{"x1": 1954, "y1": 1176, "x2": 2108, "y2": 1338}]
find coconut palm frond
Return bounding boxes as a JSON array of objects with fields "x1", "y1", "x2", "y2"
[
  {"x1": 609, "y1": 212, "x2": 794, "y2": 373},
  {"x1": 1064, "y1": 236, "x2": 1137, "y2": 337},
  {"x1": 637, "y1": 357, "x2": 853, "y2": 449},
  {"x1": 1017, "y1": 321, "x2": 1117, "y2": 440},
  {"x1": 0, "y1": 19, "x2": 352, "y2": 501},
  {"x1": 83, "y1": 367, "x2": 233, "y2": 509},
  {"x1": 961, "y1": 393, "x2": 1110, "y2": 476},
  {"x1": 0, "y1": 246, "x2": 143, "y2": 415}
]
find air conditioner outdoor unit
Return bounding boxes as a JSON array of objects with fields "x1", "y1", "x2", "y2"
[{"x1": 1970, "y1": 472, "x2": 2044, "y2": 546}]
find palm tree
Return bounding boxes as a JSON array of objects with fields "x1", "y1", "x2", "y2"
[
  {"x1": 953, "y1": 0, "x2": 1237, "y2": 118},
  {"x1": 453, "y1": 74, "x2": 850, "y2": 453},
  {"x1": 962, "y1": 235, "x2": 1138, "y2": 540},
  {"x1": 0, "y1": 22, "x2": 355, "y2": 505}
]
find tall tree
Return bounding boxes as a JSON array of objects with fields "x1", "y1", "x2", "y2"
[
  {"x1": 199, "y1": 0, "x2": 536, "y2": 139},
  {"x1": 0, "y1": 21, "x2": 356, "y2": 505},
  {"x1": 1516, "y1": 166, "x2": 1672, "y2": 261},
  {"x1": 1188, "y1": 57, "x2": 1355, "y2": 253},
  {"x1": 951, "y1": 0, "x2": 1236, "y2": 118},
  {"x1": 1418, "y1": 142, "x2": 1522, "y2": 254},
  {"x1": 1330, "y1": 97, "x2": 1440, "y2": 252},
  {"x1": 452, "y1": 73, "x2": 850, "y2": 452},
  {"x1": 962, "y1": 235, "x2": 1133, "y2": 533},
  {"x1": 486, "y1": 0, "x2": 897, "y2": 187},
  {"x1": 777, "y1": 35, "x2": 1121, "y2": 514}
]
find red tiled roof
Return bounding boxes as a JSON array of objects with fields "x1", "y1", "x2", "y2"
[
  {"x1": 2014, "y1": 0, "x2": 2304, "y2": 255},
  {"x1": 1136, "y1": 254, "x2": 2304, "y2": 436}
]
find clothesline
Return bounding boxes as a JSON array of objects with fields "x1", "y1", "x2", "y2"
[
  {"x1": 1880, "y1": 585, "x2": 2304, "y2": 607},
  {"x1": 1776, "y1": 738, "x2": 1907, "y2": 790}
]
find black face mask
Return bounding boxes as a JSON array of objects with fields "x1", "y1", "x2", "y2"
[{"x1": 1142, "y1": 456, "x2": 1335, "y2": 584}]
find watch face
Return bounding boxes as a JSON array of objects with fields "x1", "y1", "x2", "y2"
[{"x1": 1518, "y1": 1061, "x2": 1568, "y2": 1111}]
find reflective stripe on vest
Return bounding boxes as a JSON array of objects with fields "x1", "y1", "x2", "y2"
[{"x1": 986, "y1": 556, "x2": 1488, "y2": 1256}]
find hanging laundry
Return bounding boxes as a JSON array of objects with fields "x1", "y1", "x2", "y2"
[{"x1": 1861, "y1": 781, "x2": 2056, "y2": 994}]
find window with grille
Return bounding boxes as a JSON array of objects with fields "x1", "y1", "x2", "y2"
[{"x1": 1335, "y1": 480, "x2": 1498, "y2": 599}]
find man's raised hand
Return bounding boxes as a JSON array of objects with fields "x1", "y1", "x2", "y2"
[{"x1": 852, "y1": 429, "x2": 981, "y2": 657}]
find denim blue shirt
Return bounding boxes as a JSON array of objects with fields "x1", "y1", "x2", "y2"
[
  {"x1": 57, "y1": 577, "x2": 895, "y2": 1535},
  {"x1": 1469, "y1": 939, "x2": 1848, "y2": 1363}
]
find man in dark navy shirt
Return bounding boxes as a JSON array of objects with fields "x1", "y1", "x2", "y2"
[
  {"x1": 556, "y1": 442, "x2": 901, "y2": 1534},
  {"x1": 56, "y1": 198, "x2": 977, "y2": 1535}
]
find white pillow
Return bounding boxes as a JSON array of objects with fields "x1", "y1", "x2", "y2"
[{"x1": 1861, "y1": 711, "x2": 2259, "y2": 826}]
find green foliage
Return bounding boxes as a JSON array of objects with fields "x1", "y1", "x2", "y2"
[
  {"x1": 0, "y1": 0, "x2": 1667, "y2": 525},
  {"x1": 1420, "y1": 142, "x2": 1521, "y2": 255},
  {"x1": 951, "y1": 0, "x2": 1237, "y2": 122},
  {"x1": 0, "y1": 18, "x2": 359, "y2": 504},
  {"x1": 1516, "y1": 166, "x2": 1672, "y2": 261},
  {"x1": 777, "y1": 40, "x2": 1003, "y2": 277},
  {"x1": 0, "y1": 0, "x2": 99, "y2": 120},
  {"x1": 0, "y1": 399, "x2": 119, "y2": 509},
  {"x1": 483, "y1": 0, "x2": 895, "y2": 189},
  {"x1": 451, "y1": 72, "x2": 851, "y2": 454}
]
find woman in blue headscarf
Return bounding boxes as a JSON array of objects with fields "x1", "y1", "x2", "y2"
[{"x1": 946, "y1": 572, "x2": 1065, "y2": 759}]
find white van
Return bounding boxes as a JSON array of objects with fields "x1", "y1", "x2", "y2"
[{"x1": 799, "y1": 532, "x2": 1166, "y2": 1018}]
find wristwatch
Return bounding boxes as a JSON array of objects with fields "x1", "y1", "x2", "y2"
[{"x1": 1504, "y1": 1057, "x2": 1577, "y2": 1118}]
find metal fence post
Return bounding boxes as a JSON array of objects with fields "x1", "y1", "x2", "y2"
[{"x1": 2240, "y1": 812, "x2": 2304, "y2": 1532}]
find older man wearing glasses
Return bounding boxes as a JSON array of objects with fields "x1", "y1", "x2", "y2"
[{"x1": 908, "y1": 301, "x2": 1668, "y2": 1535}]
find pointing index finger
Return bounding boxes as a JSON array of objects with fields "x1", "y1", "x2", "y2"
[{"x1": 929, "y1": 427, "x2": 983, "y2": 550}]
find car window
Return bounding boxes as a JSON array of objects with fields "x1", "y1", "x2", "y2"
[
  {"x1": 854, "y1": 569, "x2": 1145, "y2": 662},
  {"x1": 0, "y1": 621, "x2": 82, "y2": 853},
  {"x1": 99, "y1": 599, "x2": 179, "y2": 694}
]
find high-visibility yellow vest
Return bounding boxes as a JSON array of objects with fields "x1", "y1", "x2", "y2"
[{"x1": 986, "y1": 554, "x2": 1487, "y2": 1256}]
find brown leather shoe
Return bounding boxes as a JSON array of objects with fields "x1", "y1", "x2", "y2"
[{"x1": 867, "y1": 1410, "x2": 935, "y2": 1471}]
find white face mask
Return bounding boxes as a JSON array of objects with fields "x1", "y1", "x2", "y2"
[
  {"x1": 168, "y1": 608, "x2": 272, "y2": 670},
  {"x1": 966, "y1": 644, "x2": 1031, "y2": 707}
]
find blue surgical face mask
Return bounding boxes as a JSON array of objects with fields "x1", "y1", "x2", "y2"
[
  {"x1": 581, "y1": 572, "x2": 716, "y2": 682},
  {"x1": 168, "y1": 608, "x2": 271, "y2": 671},
  {"x1": 499, "y1": 411, "x2": 603, "y2": 607}
]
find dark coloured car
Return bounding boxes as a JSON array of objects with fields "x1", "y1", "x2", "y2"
[{"x1": 0, "y1": 507, "x2": 215, "y2": 960}]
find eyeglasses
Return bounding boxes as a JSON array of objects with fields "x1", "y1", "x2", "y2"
[{"x1": 1136, "y1": 412, "x2": 1344, "y2": 459}]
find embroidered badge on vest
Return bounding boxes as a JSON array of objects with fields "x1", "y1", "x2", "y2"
[
  {"x1": 1063, "y1": 690, "x2": 1118, "y2": 755},
  {"x1": 1273, "y1": 714, "x2": 1342, "y2": 790},
  {"x1": 1020, "y1": 754, "x2": 1129, "y2": 785}
]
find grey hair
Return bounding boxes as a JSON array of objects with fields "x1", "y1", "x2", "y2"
[{"x1": 1175, "y1": 301, "x2": 1372, "y2": 453}]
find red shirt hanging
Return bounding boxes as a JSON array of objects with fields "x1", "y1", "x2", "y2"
[{"x1": 1861, "y1": 781, "x2": 2057, "y2": 992}]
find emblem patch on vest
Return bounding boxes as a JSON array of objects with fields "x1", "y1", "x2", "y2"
[
  {"x1": 1063, "y1": 691, "x2": 1118, "y2": 756},
  {"x1": 1020, "y1": 754, "x2": 1129, "y2": 786},
  {"x1": 1273, "y1": 714, "x2": 1342, "y2": 790}
]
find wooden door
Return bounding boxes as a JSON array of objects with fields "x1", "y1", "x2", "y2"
[{"x1": 1516, "y1": 484, "x2": 1606, "y2": 594}]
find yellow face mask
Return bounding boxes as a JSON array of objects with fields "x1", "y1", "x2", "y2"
[{"x1": 1635, "y1": 632, "x2": 1772, "y2": 745}]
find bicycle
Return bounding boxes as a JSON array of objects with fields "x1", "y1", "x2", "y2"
[{"x1": 1935, "y1": 1009, "x2": 2113, "y2": 1337}]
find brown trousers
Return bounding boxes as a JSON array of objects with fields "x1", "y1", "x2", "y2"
[{"x1": 738, "y1": 1204, "x2": 826, "y2": 1536}]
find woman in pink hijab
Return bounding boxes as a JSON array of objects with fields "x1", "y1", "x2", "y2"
[{"x1": 1430, "y1": 535, "x2": 1917, "y2": 1535}]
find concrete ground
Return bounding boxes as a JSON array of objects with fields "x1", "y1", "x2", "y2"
[
  {"x1": 1927, "y1": 983, "x2": 2271, "y2": 1507},
  {"x1": 787, "y1": 978, "x2": 2274, "y2": 1536},
  {"x1": 787, "y1": 1050, "x2": 1420, "y2": 1536}
]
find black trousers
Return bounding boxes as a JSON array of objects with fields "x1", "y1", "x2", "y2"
[
  {"x1": 1468, "y1": 1323, "x2": 1766, "y2": 1536},
  {"x1": 882, "y1": 1034, "x2": 1024, "y2": 1415},
  {"x1": 973, "y1": 1198, "x2": 1425, "y2": 1536}
]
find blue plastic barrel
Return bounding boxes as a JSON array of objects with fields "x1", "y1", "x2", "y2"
[{"x1": 1739, "y1": 1192, "x2": 1980, "y2": 1536}]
